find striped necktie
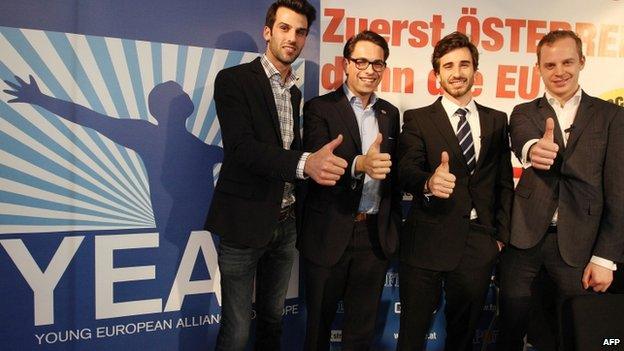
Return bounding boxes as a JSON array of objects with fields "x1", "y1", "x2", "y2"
[{"x1": 455, "y1": 108, "x2": 476, "y2": 173}]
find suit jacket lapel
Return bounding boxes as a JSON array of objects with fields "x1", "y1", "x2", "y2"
[
  {"x1": 251, "y1": 57, "x2": 283, "y2": 145},
  {"x1": 333, "y1": 88, "x2": 362, "y2": 151},
  {"x1": 563, "y1": 91, "x2": 594, "y2": 159},
  {"x1": 429, "y1": 98, "x2": 469, "y2": 173},
  {"x1": 290, "y1": 85, "x2": 302, "y2": 150},
  {"x1": 374, "y1": 102, "x2": 390, "y2": 154},
  {"x1": 536, "y1": 96, "x2": 566, "y2": 152},
  {"x1": 475, "y1": 103, "x2": 493, "y2": 172}
]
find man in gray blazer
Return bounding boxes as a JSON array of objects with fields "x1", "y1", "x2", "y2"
[{"x1": 499, "y1": 30, "x2": 624, "y2": 350}]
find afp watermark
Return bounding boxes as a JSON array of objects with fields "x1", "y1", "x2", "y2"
[{"x1": 603, "y1": 338, "x2": 620, "y2": 346}]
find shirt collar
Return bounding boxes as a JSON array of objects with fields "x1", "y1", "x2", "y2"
[
  {"x1": 342, "y1": 84, "x2": 378, "y2": 109},
  {"x1": 545, "y1": 86, "x2": 582, "y2": 108},
  {"x1": 441, "y1": 95, "x2": 477, "y2": 118},
  {"x1": 260, "y1": 54, "x2": 298, "y2": 88}
]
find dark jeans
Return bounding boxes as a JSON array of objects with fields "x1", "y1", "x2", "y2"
[{"x1": 215, "y1": 216, "x2": 296, "y2": 351}]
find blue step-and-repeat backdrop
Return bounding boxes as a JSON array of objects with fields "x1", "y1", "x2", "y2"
[{"x1": 1, "y1": 0, "x2": 622, "y2": 350}]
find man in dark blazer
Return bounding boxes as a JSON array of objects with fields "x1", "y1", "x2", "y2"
[
  {"x1": 204, "y1": 1, "x2": 348, "y2": 350},
  {"x1": 299, "y1": 31, "x2": 402, "y2": 350},
  {"x1": 499, "y1": 30, "x2": 624, "y2": 350},
  {"x1": 397, "y1": 32, "x2": 513, "y2": 351}
]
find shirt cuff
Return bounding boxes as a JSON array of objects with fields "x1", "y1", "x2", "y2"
[
  {"x1": 297, "y1": 152, "x2": 310, "y2": 179},
  {"x1": 521, "y1": 139, "x2": 539, "y2": 169},
  {"x1": 351, "y1": 155, "x2": 363, "y2": 179},
  {"x1": 590, "y1": 255, "x2": 617, "y2": 271},
  {"x1": 423, "y1": 176, "x2": 433, "y2": 196}
]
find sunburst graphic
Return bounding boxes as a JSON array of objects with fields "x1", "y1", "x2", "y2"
[{"x1": 0, "y1": 26, "x2": 305, "y2": 235}]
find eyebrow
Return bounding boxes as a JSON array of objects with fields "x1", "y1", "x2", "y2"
[
  {"x1": 442, "y1": 60, "x2": 471, "y2": 66},
  {"x1": 277, "y1": 21, "x2": 307, "y2": 31}
]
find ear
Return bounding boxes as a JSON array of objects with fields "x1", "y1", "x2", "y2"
[
  {"x1": 342, "y1": 57, "x2": 349, "y2": 72},
  {"x1": 535, "y1": 61, "x2": 542, "y2": 77},
  {"x1": 263, "y1": 26, "x2": 271, "y2": 42},
  {"x1": 579, "y1": 55, "x2": 586, "y2": 70}
]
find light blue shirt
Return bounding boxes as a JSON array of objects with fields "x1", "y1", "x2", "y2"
[{"x1": 343, "y1": 84, "x2": 381, "y2": 214}]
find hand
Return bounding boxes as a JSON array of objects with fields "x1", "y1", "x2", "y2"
[
  {"x1": 3, "y1": 75, "x2": 44, "y2": 105},
  {"x1": 427, "y1": 151, "x2": 456, "y2": 199},
  {"x1": 529, "y1": 117, "x2": 559, "y2": 170},
  {"x1": 304, "y1": 134, "x2": 348, "y2": 186},
  {"x1": 356, "y1": 133, "x2": 391, "y2": 180},
  {"x1": 582, "y1": 262, "x2": 613, "y2": 292}
]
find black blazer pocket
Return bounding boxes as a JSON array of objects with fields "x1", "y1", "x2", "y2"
[
  {"x1": 515, "y1": 184, "x2": 533, "y2": 199},
  {"x1": 383, "y1": 136, "x2": 397, "y2": 153},
  {"x1": 585, "y1": 199, "x2": 602, "y2": 216},
  {"x1": 217, "y1": 178, "x2": 255, "y2": 199}
]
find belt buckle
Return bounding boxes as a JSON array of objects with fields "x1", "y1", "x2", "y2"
[{"x1": 354, "y1": 212, "x2": 367, "y2": 222}]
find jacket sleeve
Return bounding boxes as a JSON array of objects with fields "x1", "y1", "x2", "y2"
[
  {"x1": 593, "y1": 105, "x2": 624, "y2": 262},
  {"x1": 214, "y1": 69, "x2": 303, "y2": 182},
  {"x1": 398, "y1": 110, "x2": 432, "y2": 198},
  {"x1": 494, "y1": 114, "x2": 514, "y2": 243}
]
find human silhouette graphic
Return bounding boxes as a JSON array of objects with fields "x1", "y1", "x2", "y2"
[{"x1": 4, "y1": 75, "x2": 224, "y2": 237}]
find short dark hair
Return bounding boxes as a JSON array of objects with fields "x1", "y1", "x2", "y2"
[
  {"x1": 265, "y1": 0, "x2": 316, "y2": 30},
  {"x1": 431, "y1": 31, "x2": 479, "y2": 74},
  {"x1": 343, "y1": 30, "x2": 390, "y2": 61},
  {"x1": 536, "y1": 30, "x2": 584, "y2": 64}
]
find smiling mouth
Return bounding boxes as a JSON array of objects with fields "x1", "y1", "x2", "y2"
[
  {"x1": 283, "y1": 46, "x2": 297, "y2": 54},
  {"x1": 449, "y1": 80, "x2": 466, "y2": 87},
  {"x1": 359, "y1": 76, "x2": 377, "y2": 84},
  {"x1": 552, "y1": 77, "x2": 569, "y2": 86}
]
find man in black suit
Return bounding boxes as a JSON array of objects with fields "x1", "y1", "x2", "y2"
[
  {"x1": 299, "y1": 30, "x2": 402, "y2": 350},
  {"x1": 397, "y1": 32, "x2": 513, "y2": 350},
  {"x1": 204, "y1": 1, "x2": 349, "y2": 350},
  {"x1": 499, "y1": 30, "x2": 624, "y2": 350}
]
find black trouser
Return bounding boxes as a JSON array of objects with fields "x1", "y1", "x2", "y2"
[
  {"x1": 304, "y1": 217, "x2": 389, "y2": 351},
  {"x1": 498, "y1": 232, "x2": 590, "y2": 351},
  {"x1": 398, "y1": 228, "x2": 499, "y2": 351}
]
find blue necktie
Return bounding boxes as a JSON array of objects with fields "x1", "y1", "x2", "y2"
[{"x1": 455, "y1": 108, "x2": 476, "y2": 173}]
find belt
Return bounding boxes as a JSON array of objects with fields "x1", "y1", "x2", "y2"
[
  {"x1": 546, "y1": 225, "x2": 557, "y2": 233},
  {"x1": 354, "y1": 212, "x2": 377, "y2": 222},
  {"x1": 278, "y1": 204, "x2": 294, "y2": 222}
]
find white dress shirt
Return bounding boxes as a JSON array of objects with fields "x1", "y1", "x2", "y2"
[{"x1": 441, "y1": 96, "x2": 481, "y2": 220}]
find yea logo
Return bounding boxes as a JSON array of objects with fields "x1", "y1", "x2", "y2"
[{"x1": 0, "y1": 26, "x2": 305, "y2": 329}]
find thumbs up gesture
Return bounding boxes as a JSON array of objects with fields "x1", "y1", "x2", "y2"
[
  {"x1": 529, "y1": 118, "x2": 559, "y2": 170},
  {"x1": 355, "y1": 133, "x2": 392, "y2": 180},
  {"x1": 427, "y1": 151, "x2": 456, "y2": 198},
  {"x1": 305, "y1": 134, "x2": 349, "y2": 186}
]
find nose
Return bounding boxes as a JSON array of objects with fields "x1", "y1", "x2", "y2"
[
  {"x1": 364, "y1": 62, "x2": 376, "y2": 73},
  {"x1": 450, "y1": 66, "x2": 461, "y2": 78},
  {"x1": 554, "y1": 64, "x2": 565, "y2": 76},
  {"x1": 286, "y1": 29, "x2": 297, "y2": 42}
]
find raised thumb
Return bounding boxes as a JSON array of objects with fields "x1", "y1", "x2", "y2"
[
  {"x1": 326, "y1": 134, "x2": 343, "y2": 152},
  {"x1": 439, "y1": 151, "x2": 450, "y2": 171},
  {"x1": 370, "y1": 133, "x2": 382, "y2": 152},
  {"x1": 544, "y1": 117, "x2": 555, "y2": 142}
]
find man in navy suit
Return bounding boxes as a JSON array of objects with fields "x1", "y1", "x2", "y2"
[{"x1": 300, "y1": 30, "x2": 402, "y2": 350}]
